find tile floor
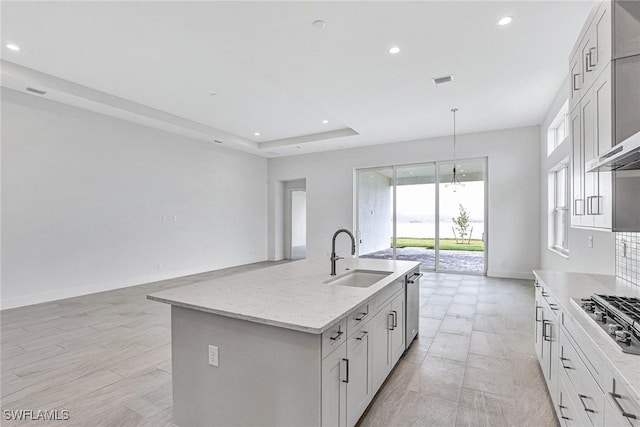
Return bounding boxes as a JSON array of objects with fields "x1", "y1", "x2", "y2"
[{"x1": 1, "y1": 264, "x2": 558, "y2": 426}]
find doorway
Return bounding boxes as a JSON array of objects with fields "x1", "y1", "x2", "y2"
[
  {"x1": 356, "y1": 158, "x2": 487, "y2": 274},
  {"x1": 284, "y1": 179, "x2": 306, "y2": 260}
]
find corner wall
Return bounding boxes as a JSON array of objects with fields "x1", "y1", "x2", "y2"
[
  {"x1": 268, "y1": 126, "x2": 541, "y2": 279},
  {"x1": 538, "y1": 76, "x2": 615, "y2": 275},
  {"x1": 1, "y1": 89, "x2": 268, "y2": 309}
]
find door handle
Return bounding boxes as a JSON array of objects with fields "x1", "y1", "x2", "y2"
[
  {"x1": 535, "y1": 305, "x2": 542, "y2": 322},
  {"x1": 342, "y1": 358, "x2": 349, "y2": 383},
  {"x1": 543, "y1": 320, "x2": 552, "y2": 341},
  {"x1": 388, "y1": 313, "x2": 395, "y2": 330},
  {"x1": 407, "y1": 273, "x2": 423, "y2": 284},
  {"x1": 392, "y1": 310, "x2": 398, "y2": 328},
  {"x1": 573, "y1": 73, "x2": 580, "y2": 91}
]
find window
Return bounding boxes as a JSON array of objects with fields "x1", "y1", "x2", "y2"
[
  {"x1": 547, "y1": 100, "x2": 569, "y2": 155},
  {"x1": 549, "y1": 162, "x2": 569, "y2": 256}
]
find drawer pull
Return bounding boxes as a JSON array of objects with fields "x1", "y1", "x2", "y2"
[
  {"x1": 560, "y1": 357, "x2": 574, "y2": 370},
  {"x1": 388, "y1": 313, "x2": 395, "y2": 331},
  {"x1": 354, "y1": 312, "x2": 368, "y2": 321},
  {"x1": 610, "y1": 392, "x2": 638, "y2": 419},
  {"x1": 549, "y1": 303, "x2": 559, "y2": 311},
  {"x1": 578, "y1": 394, "x2": 595, "y2": 413},
  {"x1": 392, "y1": 310, "x2": 398, "y2": 328},
  {"x1": 356, "y1": 331, "x2": 368, "y2": 341},
  {"x1": 329, "y1": 330, "x2": 343, "y2": 341},
  {"x1": 558, "y1": 405, "x2": 571, "y2": 421}
]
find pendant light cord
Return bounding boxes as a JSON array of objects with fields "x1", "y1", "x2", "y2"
[{"x1": 451, "y1": 108, "x2": 458, "y2": 163}]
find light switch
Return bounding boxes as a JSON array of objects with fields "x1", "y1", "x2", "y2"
[{"x1": 208, "y1": 345, "x2": 219, "y2": 367}]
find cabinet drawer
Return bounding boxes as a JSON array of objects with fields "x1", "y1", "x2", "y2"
[
  {"x1": 558, "y1": 370, "x2": 590, "y2": 427},
  {"x1": 346, "y1": 301, "x2": 372, "y2": 337},
  {"x1": 539, "y1": 286, "x2": 561, "y2": 318},
  {"x1": 603, "y1": 372, "x2": 640, "y2": 427},
  {"x1": 561, "y1": 311, "x2": 605, "y2": 386},
  {"x1": 322, "y1": 318, "x2": 348, "y2": 359},
  {"x1": 559, "y1": 330, "x2": 604, "y2": 427},
  {"x1": 372, "y1": 280, "x2": 403, "y2": 313}
]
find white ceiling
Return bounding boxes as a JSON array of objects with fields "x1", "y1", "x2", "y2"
[{"x1": 1, "y1": 1, "x2": 593, "y2": 158}]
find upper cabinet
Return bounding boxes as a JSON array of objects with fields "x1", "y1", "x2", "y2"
[{"x1": 569, "y1": 0, "x2": 640, "y2": 230}]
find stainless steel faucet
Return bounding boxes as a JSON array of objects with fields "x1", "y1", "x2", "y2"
[{"x1": 331, "y1": 229, "x2": 356, "y2": 275}]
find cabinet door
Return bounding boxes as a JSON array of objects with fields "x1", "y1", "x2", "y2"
[
  {"x1": 593, "y1": 1, "x2": 611, "y2": 73},
  {"x1": 581, "y1": 32, "x2": 596, "y2": 93},
  {"x1": 547, "y1": 315, "x2": 560, "y2": 397},
  {"x1": 346, "y1": 329, "x2": 373, "y2": 427},
  {"x1": 390, "y1": 292, "x2": 405, "y2": 366},
  {"x1": 581, "y1": 92, "x2": 596, "y2": 227},
  {"x1": 570, "y1": 105, "x2": 585, "y2": 226},
  {"x1": 322, "y1": 342, "x2": 347, "y2": 427},
  {"x1": 558, "y1": 374, "x2": 584, "y2": 427},
  {"x1": 371, "y1": 305, "x2": 393, "y2": 392},
  {"x1": 534, "y1": 289, "x2": 544, "y2": 361},
  {"x1": 570, "y1": 51, "x2": 583, "y2": 109},
  {"x1": 593, "y1": 64, "x2": 613, "y2": 229},
  {"x1": 603, "y1": 395, "x2": 629, "y2": 427}
]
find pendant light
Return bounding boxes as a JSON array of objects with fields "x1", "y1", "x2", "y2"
[{"x1": 445, "y1": 108, "x2": 465, "y2": 192}]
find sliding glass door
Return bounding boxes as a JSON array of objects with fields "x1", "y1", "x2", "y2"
[{"x1": 357, "y1": 159, "x2": 486, "y2": 274}]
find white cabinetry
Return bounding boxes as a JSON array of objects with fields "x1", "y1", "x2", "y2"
[
  {"x1": 569, "y1": 0, "x2": 614, "y2": 230},
  {"x1": 322, "y1": 278, "x2": 408, "y2": 427},
  {"x1": 322, "y1": 342, "x2": 348, "y2": 427},
  {"x1": 534, "y1": 282, "x2": 560, "y2": 397}
]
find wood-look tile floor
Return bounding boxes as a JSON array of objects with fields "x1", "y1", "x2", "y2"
[{"x1": 1, "y1": 265, "x2": 558, "y2": 426}]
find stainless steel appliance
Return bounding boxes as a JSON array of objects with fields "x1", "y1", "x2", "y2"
[
  {"x1": 405, "y1": 270, "x2": 421, "y2": 349},
  {"x1": 572, "y1": 294, "x2": 640, "y2": 355}
]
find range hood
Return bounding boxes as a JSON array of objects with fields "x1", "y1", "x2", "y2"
[{"x1": 586, "y1": 130, "x2": 640, "y2": 172}]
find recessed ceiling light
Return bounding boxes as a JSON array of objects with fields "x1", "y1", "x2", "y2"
[
  {"x1": 254, "y1": 132, "x2": 260, "y2": 137},
  {"x1": 322, "y1": 119, "x2": 329, "y2": 124},
  {"x1": 312, "y1": 20, "x2": 326, "y2": 29},
  {"x1": 497, "y1": 16, "x2": 512, "y2": 26},
  {"x1": 433, "y1": 75, "x2": 453, "y2": 85},
  {"x1": 389, "y1": 46, "x2": 400, "y2": 55},
  {"x1": 5, "y1": 43, "x2": 20, "y2": 51}
]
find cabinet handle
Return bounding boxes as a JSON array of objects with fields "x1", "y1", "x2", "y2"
[
  {"x1": 388, "y1": 313, "x2": 395, "y2": 331},
  {"x1": 392, "y1": 310, "x2": 398, "y2": 328},
  {"x1": 535, "y1": 305, "x2": 542, "y2": 323},
  {"x1": 542, "y1": 291, "x2": 550, "y2": 297},
  {"x1": 585, "y1": 51, "x2": 594, "y2": 72},
  {"x1": 543, "y1": 320, "x2": 552, "y2": 341},
  {"x1": 586, "y1": 196, "x2": 593, "y2": 215},
  {"x1": 407, "y1": 272, "x2": 423, "y2": 284},
  {"x1": 588, "y1": 47, "x2": 596, "y2": 69},
  {"x1": 560, "y1": 356, "x2": 575, "y2": 370},
  {"x1": 354, "y1": 312, "x2": 368, "y2": 321},
  {"x1": 342, "y1": 358, "x2": 349, "y2": 383},
  {"x1": 578, "y1": 394, "x2": 596, "y2": 413},
  {"x1": 558, "y1": 404, "x2": 571, "y2": 421},
  {"x1": 329, "y1": 330, "x2": 343, "y2": 341},
  {"x1": 573, "y1": 73, "x2": 580, "y2": 91},
  {"x1": 356, "y1": 331, "x2": 368, "y2": 341},
  {"x1": 549, "y1": 303, "x2": 559, "y2": 311},
  {"x1": 610, "y1": 392, "x2": 638, "y2": 419}
]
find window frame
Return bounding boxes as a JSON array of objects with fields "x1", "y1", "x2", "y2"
[{"x1": 549, "y1": 161, "x2": 570, "y2": 257}]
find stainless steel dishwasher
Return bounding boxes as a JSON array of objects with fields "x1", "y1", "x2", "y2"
[{"x1": 405, "y1": 269, "x2": 422, "y2": 349}]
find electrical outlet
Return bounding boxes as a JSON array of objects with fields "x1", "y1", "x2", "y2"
[
  {"x1": 588, "y1": 236, "x2": 594, "y2": 248},
  {"x1": 208, "y1": 345, "x2": 219, "y2": 367}
]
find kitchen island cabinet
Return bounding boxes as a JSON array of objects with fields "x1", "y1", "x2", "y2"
[{"x1": 148, "y1": 258, "x2": 419, "y2": 427}]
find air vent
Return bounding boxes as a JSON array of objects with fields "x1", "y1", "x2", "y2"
[
  {"x1": 26, "y1": 87, "x2": 47, "y2": 95},
  {"x1": 432, "y1": 75, "x2": 453, "y2": 85}
]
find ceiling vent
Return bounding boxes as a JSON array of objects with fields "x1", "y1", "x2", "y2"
[
  {"x1": 432, "y1": 75, "x2": 453, "y2": 85},
  {"x1": 26, "y1": 87, "x2": 47, "y2": 95}
]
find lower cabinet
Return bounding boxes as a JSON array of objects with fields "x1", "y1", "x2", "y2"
[
  {"x1": 322, "y1": 284, "x2": 407, "y2": 427},
  {"x1": 534, "y1": 282, "x2": 560, "y2": 399},
  {"x1": 322, "y1": 342, "x2": 348, "y2": 427}
]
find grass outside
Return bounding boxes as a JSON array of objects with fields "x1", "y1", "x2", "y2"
[{"x1": 394, "y1": 237, "x2": 484, "y2": 251}]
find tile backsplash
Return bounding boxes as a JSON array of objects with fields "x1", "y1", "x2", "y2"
[{"x1": 616, "y1": 232, "x2": 639, "y2": 286}]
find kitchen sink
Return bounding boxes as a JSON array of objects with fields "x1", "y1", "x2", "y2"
[{"x1": 324, "y1": 270, "x2": 392, "y2": 288}]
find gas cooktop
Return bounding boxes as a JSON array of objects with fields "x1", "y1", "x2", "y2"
[{"x1": 573, "y1": 294, "x2": 640, "y2": 355}]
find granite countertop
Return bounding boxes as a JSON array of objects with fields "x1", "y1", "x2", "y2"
[
  {"x1": 148, "y1": 258, "x2": 419, "y2": 334},
  {"x1": 533, "y1": 270, "x2": 640, "y2": 402}
]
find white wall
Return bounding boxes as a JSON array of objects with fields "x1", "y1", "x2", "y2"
[
  {"x1": 1, "y1": 89, "x2": 268, "y2": 309},
  {"x1": 291, "y1": 191, "x2": 306, "y2": 247},
  {"x1": 539, "y1": 77, "x2": 615, "y2": 275},
  {"x1": 358, "y1": 171, "x2": 392, "y2": 255},
  {"x1": 268, "y1": 126, "x2": 541, "y2": 279}
]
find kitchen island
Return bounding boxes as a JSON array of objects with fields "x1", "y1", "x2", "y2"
[{"x1": 148, "y1": 258, "x2": 420, "y2": 427}]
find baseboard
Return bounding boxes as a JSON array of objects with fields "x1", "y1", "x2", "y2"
[
  {"x1": 1, "y1": 257, "x2": 267, "y2": 310},
  {"x1": 486, "y1": 270, "x2": 535, "y2": 280}
]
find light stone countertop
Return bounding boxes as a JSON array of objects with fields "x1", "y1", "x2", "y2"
[
  {"x1": 533, "y1": 270, "x2": 640, "y2": 402},
  {"x1": 148, "y1": 258, "x2": 420, "y2": 334}
]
